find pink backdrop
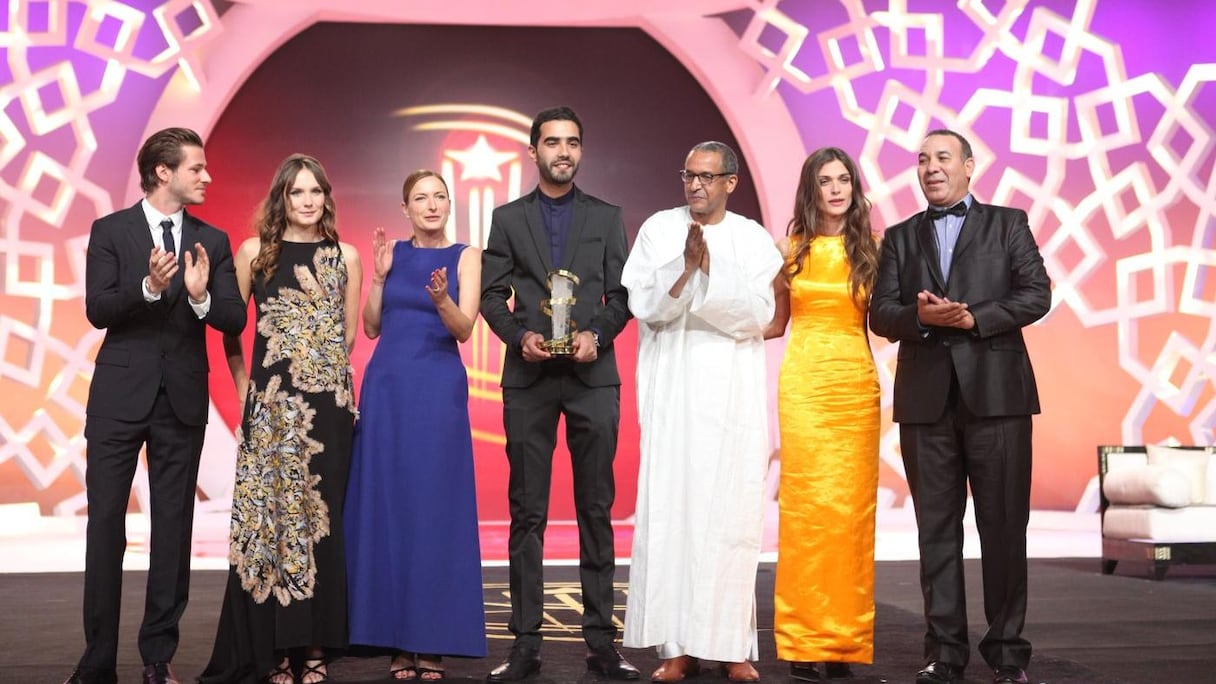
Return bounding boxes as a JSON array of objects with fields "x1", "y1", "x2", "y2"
[{"x1": 1, "y1": 0, "x2": 1214, "y2": 524}]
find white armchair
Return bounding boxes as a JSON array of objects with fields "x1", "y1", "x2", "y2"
[{"x1": 1098, "y1": 445, "x2": 1216, "y2": 579}]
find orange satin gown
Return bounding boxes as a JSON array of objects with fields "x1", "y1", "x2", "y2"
[{"x1": 774, "y1": 235, "x2": 880, "y2": 664}]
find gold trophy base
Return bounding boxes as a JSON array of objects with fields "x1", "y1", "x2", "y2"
[{"x1": 541, "y1": 336, "x2": 576, "y2": 355}]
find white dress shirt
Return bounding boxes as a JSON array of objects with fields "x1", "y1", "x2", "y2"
[{"x1": 140, "y1": 199, "x2": 211, "y2": 318}]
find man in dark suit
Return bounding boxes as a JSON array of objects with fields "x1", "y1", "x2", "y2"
[
  {"x1": 480, "y1": 106, "x2": 637, "y2": 682},
  {"x1": 65, "y1": 128, "x2": 246, "y2": 684},
  {"x1": 869, "y1": 129, "x2": 1051, "y2": 684}
]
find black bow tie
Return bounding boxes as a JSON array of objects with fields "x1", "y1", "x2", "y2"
[{"x1": 927, "y1": 202, "x2": 967, "y2": 220}]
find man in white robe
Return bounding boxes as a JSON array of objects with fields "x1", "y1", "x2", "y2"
[{"x1": 621, "y1": 141, "x2": 783, "y2": 683}]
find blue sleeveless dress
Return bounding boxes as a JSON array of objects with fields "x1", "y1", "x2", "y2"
[{"x1": 344, "y1": 241, "x2": 487, "y2": 657}]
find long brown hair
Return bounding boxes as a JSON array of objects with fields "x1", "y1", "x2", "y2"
[
  {"x1": 785, "y1": 147, "x2": 878, "y2": 307},
  {"x1": 250, "y1": 154, "x2": 339, "y2": 281}
]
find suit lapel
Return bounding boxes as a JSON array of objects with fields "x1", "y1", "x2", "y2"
[
  {"x1": 562, "y1": 188, "x2": 589, "y2": 272},
  {"x1": 915, "y1": 212, "x2": 948, "y2": 293},
  {"x1": 125, "y1": 201, "x2": 154, "y2": 254},
  {"x1": 523, "y1": 190, "x2": 554, "y2": 273}
]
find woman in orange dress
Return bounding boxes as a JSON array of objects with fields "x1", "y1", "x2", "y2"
[{"x1": 766, "y1": 147, "x2": 881, "y2": 681}]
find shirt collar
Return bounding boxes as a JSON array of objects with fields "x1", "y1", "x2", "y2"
[
  {"x1": 928, "y1": 193, "x2": 974, "y2": 213},
  {"x1": 140, "y1": 198, "x2": 185, "y2": 230},
  {"x1": 538, "y1": 186, "x2": 576, "y2": 207}
]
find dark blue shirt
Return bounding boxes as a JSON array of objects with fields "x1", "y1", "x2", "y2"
[{"x1": 538, "y1": 188, "x2": 575, "y2": 267}]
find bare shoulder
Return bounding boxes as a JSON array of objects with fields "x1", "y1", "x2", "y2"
[
  {"x1": 775, "y1": 236, "x2": 791, "y2": 257},
  {"x1": 460, "y1": 245, "x2": 483, "y2": 262},
  {"x1": 236, "y1": 237, "x2": 260, "y2": 260},
  {"x1": 338, "y1": 241, "x2": 361, "y2": 262}
]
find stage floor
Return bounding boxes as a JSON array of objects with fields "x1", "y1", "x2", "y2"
[
  {"x1": 0, "y1": 501, "x2": 1101, "y2": 572},
  {"x1": 1, "y1": 560, "x2": 1213, "y2": 683}
]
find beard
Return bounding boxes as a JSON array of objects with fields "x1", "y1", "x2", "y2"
[{"x1": 539, "y1": 158, "x2": 578, "y2": 185}]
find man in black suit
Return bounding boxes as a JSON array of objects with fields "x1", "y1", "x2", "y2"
[
  {"x1": 480, "y1": 106, "x2": 637, "y2": 682},
  {"x1": 64, "y1": 128, "x2": 246, "y2": 684},
  {"x1": 869, "y1": 129, "x2": 1051, "y2": 684}
]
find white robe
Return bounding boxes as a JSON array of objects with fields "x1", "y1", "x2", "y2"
[{"x1": 621, "y1": 207, "x2": 783, "y2": 662}]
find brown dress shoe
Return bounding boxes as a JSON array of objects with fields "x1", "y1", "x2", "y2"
[
  {"x1": 720, "y1": 661, "x2": 760, "y2": 682},
  {"x1": 650, "y1": 656, "x2": 699, "y2": 682}
]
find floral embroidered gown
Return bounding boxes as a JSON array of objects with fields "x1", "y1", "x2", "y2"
[{"x1": 200, "y1": 240, "x2": 356, "y2": 684}]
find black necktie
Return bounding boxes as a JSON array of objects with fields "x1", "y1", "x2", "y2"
[
  {"x1": 927, "y1": 202, "x2": 967, "y2": 221},
  {"x1": 160, "y1": 218, "x2": 176, "y2": 257}
]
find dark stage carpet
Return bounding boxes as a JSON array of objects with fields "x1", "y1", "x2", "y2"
[{"x1": 2, "y1": 560, "x2": 1213, "y2": 683}]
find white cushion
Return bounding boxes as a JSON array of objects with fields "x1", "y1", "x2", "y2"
[
  {"x1": 1103, "y1": 505, "x2": 1216, "y2": 542},
  {"x1": 1209, "y1": 453, "x2": 1216, "y2": 505},
  {"x1": 1102, "y1": 464, "x2": 1192, "y2": 508},
  {"x1": 1146, "y1": 445, "x2": 1209, "y2": 505},
  {"x1": 1103, "y1": 450, "x2": 1148, "y2": 472}
]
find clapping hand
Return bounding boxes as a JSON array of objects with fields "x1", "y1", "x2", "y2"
[
  {"x1": 425, "y1": 266, "x2": 449, "y2": 305},
  {"x1": 146, "y1": 247, "x2": 178, "y2": 295},
  {"x1": 371, "y1": 227, "x2": 391, "y2": 284},
  {"x1": 183, "y1": 243, "x2": 210, "y2": 302},
  {"x1": 916, "y1": 290, "x2": 975, "y2": 330}
]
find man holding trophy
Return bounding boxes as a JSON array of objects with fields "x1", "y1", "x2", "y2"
[{"x1": 480, "y1": 106, "x2": 637, "y2": 682}]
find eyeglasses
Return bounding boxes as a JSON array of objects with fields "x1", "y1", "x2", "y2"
[{"x1": 679, "y1": 170, "x2": 733, "y2": 185}]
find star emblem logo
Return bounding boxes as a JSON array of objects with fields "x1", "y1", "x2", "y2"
[{"x1": 445, "y1": 134, "x2": 518, "y2": 182}]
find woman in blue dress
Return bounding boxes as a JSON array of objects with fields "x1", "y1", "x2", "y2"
[{"x1": 344, "y1": 169, "x2": 486, "y2": 680}]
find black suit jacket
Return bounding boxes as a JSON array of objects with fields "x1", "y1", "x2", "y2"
[
  {"x1": 84, "y1": 202, "x2": 246, "y2": 426},
  {"x1": 480, "y1": 186, "x2": 632, "y2": 389},
  {"x1": 869, "y1": 200, "x2": 1051, "y2": 423}
]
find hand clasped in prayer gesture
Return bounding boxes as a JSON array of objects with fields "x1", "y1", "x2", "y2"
[{"x1": 684, "y1": 222, "x2": 707, "y2": 273}]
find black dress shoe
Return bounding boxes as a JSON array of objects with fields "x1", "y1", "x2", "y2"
[
  {"x1": 487, "y1": 645, "x2": 542, "y2": 682},
  {"x1": 824, "y1": 662, "x2": 854, "y2": 679},
  {"x1": 62, "y1": 668, "x2": 117, "y2": 684},
  {"x1": 790, "y1": 661, "x2": 821, "y2": 681},
  {"x1": 915, "y1": 661, "x2": 964, "y2": 684},
  {"x1": 586, "y1": 644, "x2": 640, "y2": 680},
  {"x1": 141, "y1": 662, "x2": 179, "y2": 684},
  {"x1": 994, "y1": 665, "x2": 1029, "y2": 683}
]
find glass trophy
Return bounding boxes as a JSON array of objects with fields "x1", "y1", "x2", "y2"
[{"x1": 540, "y1": 269, "x2": 580, "y2": 355}]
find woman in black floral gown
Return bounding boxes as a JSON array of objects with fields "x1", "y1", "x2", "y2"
[{"x1": 200, "y1": 154, "x2": 363, "y2": 684}]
